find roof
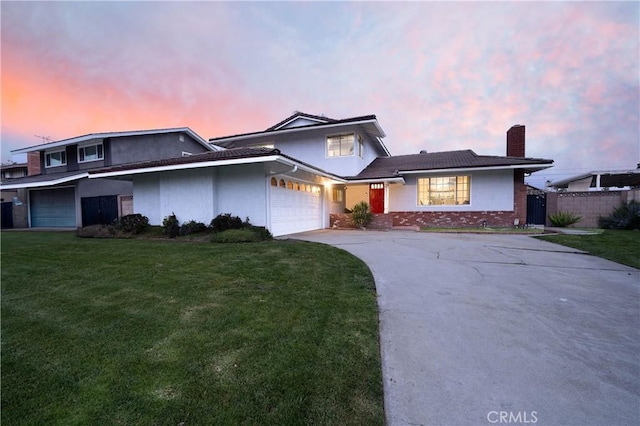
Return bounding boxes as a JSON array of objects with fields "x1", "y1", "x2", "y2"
[
  {"x1": 0, "y1": 170, "x2": 88, "y2": 189},
  {"x1": 1, "y1": 162, "x2": 28, "y2": 171},
  {"x1": 350, "y1": 150, "x2": 554, "y2": 179},
  {"x1": 548, "y1": 169, "x2": 640, "y2": 189},
  {"x1": 88, "y1": 147, "x2": 344, "y2": 182},
  {"x1": 11, "y1": 127, "x2": 214, "y2": 155},
  {"x1": 210, "y1": 112, "x2": 390, "y2": 156}
]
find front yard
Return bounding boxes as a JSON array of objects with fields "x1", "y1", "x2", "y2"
[{"x1": 1, "y1": 232, "x2": 384, "y2": 425}]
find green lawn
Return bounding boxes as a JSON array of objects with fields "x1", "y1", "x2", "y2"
[
  {"x1": 1, "y1": 232, "x2": 384, "y2": 425},
  {"x1": 536, "y1": 229, "x2": 640, "y2": 269}
]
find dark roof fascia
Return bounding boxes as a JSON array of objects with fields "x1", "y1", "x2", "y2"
[
  {"x1": 11, "y1": 127, "x2": 212, "y2": 155},
  {"x1": 209, "y1": 115, "x2": 379, "y2": 144}
]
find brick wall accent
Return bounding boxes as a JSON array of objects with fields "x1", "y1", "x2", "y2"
[
  {"x1": 27, "y1": 151, "x2": 41, "y2": 176},
  {"x1": 546, "y1": 191, "x2": 626, "y2": 228},
  {"x1": 392, "y1": 211, "x2": 519, "y2": 228},
  {"x1": 330, "y1": 213, "x2": 392, "y2": 229}
]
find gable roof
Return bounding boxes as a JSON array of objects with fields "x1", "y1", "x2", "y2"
[
  {"x1": 266, "y1": 112, "x2": 339, "y2": 131},
  {"x1": 210, "y1": 112, "x2": 390, "y2": 156},
  {"x1": 351, "y1": 150, "x2": 553, "y2": 179},
  {"x1": 11, "y1": 127, "x2": 214, "y2": 155}
]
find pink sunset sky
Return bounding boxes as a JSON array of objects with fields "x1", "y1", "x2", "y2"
[{"x1": 2, "y1": 1, "x2": 638, "y2": 188}]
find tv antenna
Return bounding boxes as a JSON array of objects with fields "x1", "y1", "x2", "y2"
[{"x1": 34, "y1": 135, "x2": 53, "y2": 144}]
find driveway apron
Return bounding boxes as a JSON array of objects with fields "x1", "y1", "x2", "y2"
[{"x1": 289, "y1": 230, "x2": 640, "y2": 426}]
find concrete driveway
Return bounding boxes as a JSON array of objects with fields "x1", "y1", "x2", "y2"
[{"x1": 289, "y1": 230, "x2": 640, "y2": 426}]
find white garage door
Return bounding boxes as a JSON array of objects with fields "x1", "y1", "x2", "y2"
[
  {"x1": 270, "y1": 178, "x2": 323, "y2": 236},
  {"x1": 30, "y1": 187, "x2": 76, "y2": 227}
]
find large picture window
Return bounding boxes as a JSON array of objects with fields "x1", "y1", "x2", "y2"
[
  {"x1": 327, "y1": 133, "x2": 355, "y2": 157},
  {"x1": 418, "y1": 176, "x2": 470, "y2": 206},
  {"x1": 45, "y1": 150, "x2": 67, "y2": 168},
  {"x1": 78, "y1": 143, "x2": 104, "y2": 163}
]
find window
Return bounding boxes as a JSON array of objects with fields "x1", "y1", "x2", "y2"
[
  {"x1": 418, "y1": 176, "x2": 470, "y2": 206},
  {"x1": 358, "y1": 134, "x2": 364, "y2": 158},
  {"x1": 332, "y1": 187, "x2": 344, "y2": 202},
  {"x1": 45, "y1": 150, "x2": 66, "y2": 167},
  {"x1": 287, "y1": 181, "x2": 293, "y2": 190},
  {"x1": 270, "y1": 177, "x2": 278, "y2": 186},
  {"x1": 78, "y1": 143, "x2": 104, "y2": 163},
  {"x1": 279, "y1": 179, "x2": 286, "y2": 188},
  {"x1": 327, "y1": 133, "x2": 355, "y2": 157}
]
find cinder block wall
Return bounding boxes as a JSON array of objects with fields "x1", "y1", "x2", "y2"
[{"x1": 546, "y1": 191, "x2": 626, "y2": 227}]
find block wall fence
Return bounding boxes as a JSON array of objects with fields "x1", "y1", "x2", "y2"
[{"x1": 546, "y1": 189, "x2": 640, "y2": 228}]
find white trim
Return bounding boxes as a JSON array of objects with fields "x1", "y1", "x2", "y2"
[
  {"x1": 44, "y1": 150, "x2": 67, "y2": 168},
  {"x1": 88, "y1": 155, "x2": 346, "y2": 183},
  {"x1": 1, "y1": 173, "x2": 88, "y2": 190},
  {"x1": 77, "y1": 142, "x2": 104, "y2": 163}
]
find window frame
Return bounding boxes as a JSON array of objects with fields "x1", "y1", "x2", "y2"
[
  {"x1": 45, "y1": 150, "x2": 67, "y2": 168},
  {"x1": 326, "y1": 133, "x2": 355, "y2": 158},
  {"x1": 78, "y1": 143, "x2": 104, "y2": 163},
  {"x1": 417, "y1": 175, "x2": 471, "y2": 206},
  {"x1": 357, "y1": 134, "x2": 364, "y2": 158}
]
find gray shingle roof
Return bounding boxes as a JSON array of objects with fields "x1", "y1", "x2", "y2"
[
  {"x1": 89, "y1": 147, "x2": 280, "y2": 174},
  {"x1": 351, "y1": 150, "x2": 553, "y2": 179}
]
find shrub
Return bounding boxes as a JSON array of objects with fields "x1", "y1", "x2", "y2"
[
  {"x1": 548, "y1": 211, "x2": 582, "y2": 227},
  {"x1": 247, "y1": 225, "x2": 272, "y2": 240},
  {"x1": 162, "y1": 213, "x2": 180, "y2": 238},
  {"x1": 117, "y1": 214, "x2": 149, "y2": 234},
  {"x1": 179, "y1": 220, "x2": 208, "y2": 236},
  {"x1": 210, "y1": 213, "x2": 244, "y2": 233},
  {"x1": 76, "y1": 225, "x2": 116, "y2": 238},
  {"x1": 350, "y1": 201, "x2": 374, "y2": 229},
  {"x1": 598, "y1": 201, "x2": 640, "y2": 230}
]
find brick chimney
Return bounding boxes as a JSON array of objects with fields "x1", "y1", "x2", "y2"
[
  {"x1": 27, "y1": 151, "x2": 41, "y2": 176},
  {"x1": 506, "y1": 125, "x2": 525, "y2": 157}
]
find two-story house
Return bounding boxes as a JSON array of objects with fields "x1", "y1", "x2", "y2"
[
  {"x1": 84, "y1": 112, "x2": 553, "y2": 236},
  {"x1": 1, "y1": 128, "x2": 214, "y2": 228}
]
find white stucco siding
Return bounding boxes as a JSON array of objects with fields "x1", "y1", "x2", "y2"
[
  {"x1": 389, "y1": 170, "x2": 514, "y2": 212},
  {"x1": 133, "y1": 174, "x2": 161, "y2": 224},
  {"x1": 216, "y1": 164, "x2": 267, "y2": 226}
]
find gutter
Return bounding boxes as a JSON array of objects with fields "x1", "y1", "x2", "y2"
[{"x1": 0, "y1": 172, "x2": 89, "y2": 190}]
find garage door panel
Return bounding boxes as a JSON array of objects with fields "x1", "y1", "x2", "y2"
[
  {"x1": 30, "y1": 187, "x2": 76, "y2": 227},
  {"x1": 270, "y1": 182, "x2": 322, "y2": 236}
]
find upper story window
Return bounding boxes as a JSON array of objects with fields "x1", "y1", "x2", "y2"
[
  {"x1": 418, "y1": 176, "x2": 470, "y2": 206},
  {"x1": 327, "y1": 133, "x2": 355, "y2": 157},
  {"x1": 78, "y1": 143, "x2": 104, "y2": 163},
  {"x1": 45, "y1": 150, "x2": 67, "y2": 168}
]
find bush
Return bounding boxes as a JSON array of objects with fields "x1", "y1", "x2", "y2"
[
  {"x1": 548, "y1": 211, "x2": 583, "y2": 227},
  {"x1": 179, "y1": 220, "x2": 208, "y2": 236},
  {"x1": 210, "y1": 213, "x2": 245, "y2": 233},
  {"x1": 162, "y1": 213, "x2": 180, "y2": 238},
  {"x1": 598, "y1": 201, "x2": 640, "y2": 230},
  {"x1": 117, "y1": 214, "x2": 149, "y2": 234},
  {"x1": 350, "y1": 201, "x2": 374, "y2": 229},
  {"x1": 76, "y1": 225, "x2": 116, "y2": 238}
]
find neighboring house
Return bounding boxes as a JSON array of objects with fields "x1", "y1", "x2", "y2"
[
  {"x1": 86, "y1": 112, "x2": 553, "y2": 236},
  {"x1": 545, "y1": 167, "x2": 640, "y2": 227},
  {"x1": 1, "y1": 128, "x2": 214, "y2": 228}
]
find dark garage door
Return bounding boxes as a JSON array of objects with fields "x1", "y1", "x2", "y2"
[
  {"x1": 30, "y1": 187, "x2": 76, "y2": 227},
  {"x1": 81, "y1": 195, "x2": 118, "y2": 226}
]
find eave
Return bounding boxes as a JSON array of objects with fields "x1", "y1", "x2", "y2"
[{"x1": 0, "y1": 172, "x2": 89, "y2": 190}]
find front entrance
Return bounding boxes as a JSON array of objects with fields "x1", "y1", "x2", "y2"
[{"x1": 369, "y1": 183, "x2": 384, "y2": 214}]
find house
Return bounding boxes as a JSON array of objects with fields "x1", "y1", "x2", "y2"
[
  {"x1": 1, "y1": 128, "x2": 214, "y2": 228},
  {"x1": 544, "y1": 167, "x2": 640, "y2": 227},
  {"x1": 84, "y1": 112, "x2": 553, "y2": 236}
]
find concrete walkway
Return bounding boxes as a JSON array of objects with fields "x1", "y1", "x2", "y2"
[{"x1": 289, "y1": 230, "x2": 640, "y2": 426}]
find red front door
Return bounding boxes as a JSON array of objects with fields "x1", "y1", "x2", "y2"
[{"x1": 369, "y1": 183, "x2": 385, "y2": 214}]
